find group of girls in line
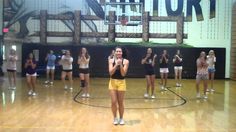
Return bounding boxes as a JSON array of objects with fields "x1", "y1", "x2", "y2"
[
  {"x1": 141, "y1": 48, "x2": 216, "y2": 99},
  {"x1": 6, "y1": 47, "x2": 216, "y2": 125},
  {"x1": 6, "y1": 48, "x2": 90, "y2": 97},
  {"x1": 141, "y1": 48, "x2": 184, "y2": 99}
]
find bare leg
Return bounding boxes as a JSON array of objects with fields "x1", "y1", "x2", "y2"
[
  {"x1": 150, "y1": 75, "x2": 155, "y2": 95},
  {"x1": 210, "y1": 72, "x2": 215, "y2": 89},
  {"x1": 196, "y1": 77, "x2": 200, "y2": 96},
  {"x1": 84, "y1": 74, "x2": 90, "y2": 94},
  {"x1": 164, "y1": 73, "x2": 168, "y2": 87},
  {"x1": 51, "y1": 69, "x2": 55, "y2": 82},
  {"x1": 26, "y1": 75, "x2": 32, "y2": 91},
  {"x1": 110, "y1": 90, "x2": 118, "y2": 118},
  {"x1": 46, "y1": 69, "x2": 50, "y2": 82},
  {"x1": 203, "y1": 79, "x2": 208, "y2": 95},
  {"x1": 174, "y1": 69, "x2": 178, "y2": 85},
  {"x1": 31, "y1": 76, "x2": 37, "y2": 92},
  {"x1": 179, "y1": 69, "x2": 182, "y2": 85},
  {"x1": 145, "y1": 75, "x2": 151, "y2": 94},
  {"x1": 80, "y1": 73, "x2": 85, "y2": 92},
  {"x1": 117, "y1": 91, "x2": 125, "y2": 119},
  {"x1": 67, "y1": 72, "x2": 73, "y2": 88},
  {"x1": 7, "y1": 72, "x2": 12, "y2": 87},
  {"x1": 12, "y1": 71, "x2": 17, "y2": 87},
  {"x1": 160, "y1": 72, "x2": 164, "y2": 86},
  {"x1": 61, "y1": 71, "x2": 67, "y2": 88}
]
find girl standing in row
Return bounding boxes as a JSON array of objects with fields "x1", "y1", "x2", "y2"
[
  {"x1": 7, "y1": 49, "x2": 18, "y2": 89},
  {"x1": 173, "y1": 50, "x2": 183, "y2": 87},
  {"x1": 60, "y1": 50, "x2": 73, "y2": 90},
  {"x1": 24, "y1": 53, "x2": 37, "y2": 96},
  {"x1": 78, "y1": 47, "x2": 91, "y2": 98},
  {"x1": 141, "y1": 48, "x2": 157, "y2": 99},
  {"x1": 108, "y1": 47, "x2": 129, "y2": 125}
]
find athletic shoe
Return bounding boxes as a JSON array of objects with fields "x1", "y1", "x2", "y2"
[
  {"x1": 64, "y1": 85, "x2": 68, "y2": 90},
  {"x1": 69, "y1": 87, "x2": 73, "y2": 90},
  {"x1": 211, "y1": 89, "x2": 215, "y2": 92},
  {"x1": 179, "y1": 84, "x2": 182, "y2": 87},
  {"x1": 32, "y1": 92, "x2": 37, "y2": 96},
  {"x1": 161, "y1": 86, "x2": 165, "y2": 91},
  {"x1": 45, "y1": 81, "x2": 49, "y2": 84},
  {"x1": 203, "y1": 95, "x2": 208, "y2": 99},
  {"x1": 151, "y1": 95, "x2": 156, "y2": 99},
  {"x1": 206, "y1": 89, "x2": 210, "y2": 92},
  {"x1": 28, "y1": 90, "x2": 33, "y2": 95},
  {"x1": 176, "y1": 83, "x2": 179, "y2": 87},
  {"x1": 86, "y1": 93, "x2": 90, "y2": 98},
  {"x1": 81, "y1": 93, "x2": 86, "y2": 98},
  {"x1": 196, "y1": 93, "x2": 201, "y2": 98},
  {"x1": 50, "y1": 82, "x2": 53, "y2": 85},
  {"x1": 113, "y1": 118, "x2": 119, "y2": 125},
  {"x1": 119, "y1": 119, "x2": 125, "y2": 125},
  {"x1": 163, "y1": 87, "x2": 167, "y2": 91},
  {"x1": 12, "y1": 86, "x2": 16, "y2": 90},
  {"x1": 144, "y1": 93, "x2": 149, "y2": 98}
]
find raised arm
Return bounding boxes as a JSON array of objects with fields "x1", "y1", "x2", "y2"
[
  {"x1": 151, "y1": 54, "x2": 157, "y2": 66},
  {"x1": 141, "y1": 56, "x2": 147, "y2": 64},
  {"x1": 119, "y1": 59, "x2": 129, "y2": 76},
  {"x1": 109, "y1": 59, "x2": 118, "y2": 76}
]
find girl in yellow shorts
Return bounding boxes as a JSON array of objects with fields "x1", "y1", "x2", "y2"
[{"x1": 108, "y1": 47, "x2": 129, "y2": 125}]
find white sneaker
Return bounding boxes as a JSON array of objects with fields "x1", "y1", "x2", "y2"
[
  {"x1": 161, "y1": 86, "x2": 165, "y2": 90},
  {"x1": 144, "y1": 93, "x2": 149, "y2": 98},
  {"x1": 81, "y1": 93, "x2": 86, "y2": 98},
  {"x1": 196, "y1": 93, "x2": 201, "y2": 98},
  {"x1": 211, "y1": 89, "x2": 215, "y2": 92},
  {"x1": 28, "y1": 90, "x2": 33, "y2": 95},
  {"x1": 206, "y1": 89, "x2": 210, "y2": 92},
  {"x1": 176, "y1": 83, "x2": 179, "y2": 87},
  {"x1": 50, "y1": 82, "x2": 53, "y2": 85},
  {"x1": 86, "y1": 93, "x2": 90, "y2": 98},
  {"x1": 119, "y1": 119, "x2": 125, "y2": 125},
  {"x1": 12, "y1": 86, "x2": 16, "y2": 90},
  {"x1": 32, "y1": 92, "x2": 37, "y2": 96},
  {"x1": 69, "y1": 87, "x2": 73, "y2": 90},
  {"x1": 113, "y1": 118, "x2": 119, "y2": 125},
  {"x1": 151, "y1": 95, "x2": 156, "y2": 99},
  {"x1": 179, "y1": 84, "x2": 182, "y2": 87},
  {"x1": 203, "y1": 95, "x2": 208, "y2": 99},
  {"x1": 45, "y1": 81, "x2": 49, "y2": 84},
  {"x1": 64, "y1": 85, "x2": 68, "y2": 90}
]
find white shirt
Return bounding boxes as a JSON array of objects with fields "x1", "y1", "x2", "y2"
[
  {"x1": 61, "y1": 55, "x2": 73, "y2": 70},
  {"x1": 78, "y1": 56, "x2": 90, "y2": 69},
  {"x1": 7, "y1": 55, "x2": 18, "y2": 70},
  {"x1": 207, "y1": 55, "x2": 216, "y2": 69}
]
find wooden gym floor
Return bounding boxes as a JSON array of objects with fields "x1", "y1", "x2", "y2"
[{"x1": 0, "y1": 76, "x2": 236, "y2": 132}]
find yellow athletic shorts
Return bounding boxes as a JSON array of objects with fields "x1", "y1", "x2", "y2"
[{"x1": 109, "y1": 78, "x2": 126, "y2": 91}]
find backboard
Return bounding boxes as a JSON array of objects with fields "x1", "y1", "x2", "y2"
[{"x1": 104, "y1": 2, "x2": 143, "y2": 26}]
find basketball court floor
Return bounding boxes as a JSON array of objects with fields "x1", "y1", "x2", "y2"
[{"x1": 0, "y1": 77, "x2": 236, "y2": 132}]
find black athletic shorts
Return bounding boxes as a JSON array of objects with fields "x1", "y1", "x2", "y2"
[{"x1": 79, "y1": 68, "x2": 89, "y2": 74}]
